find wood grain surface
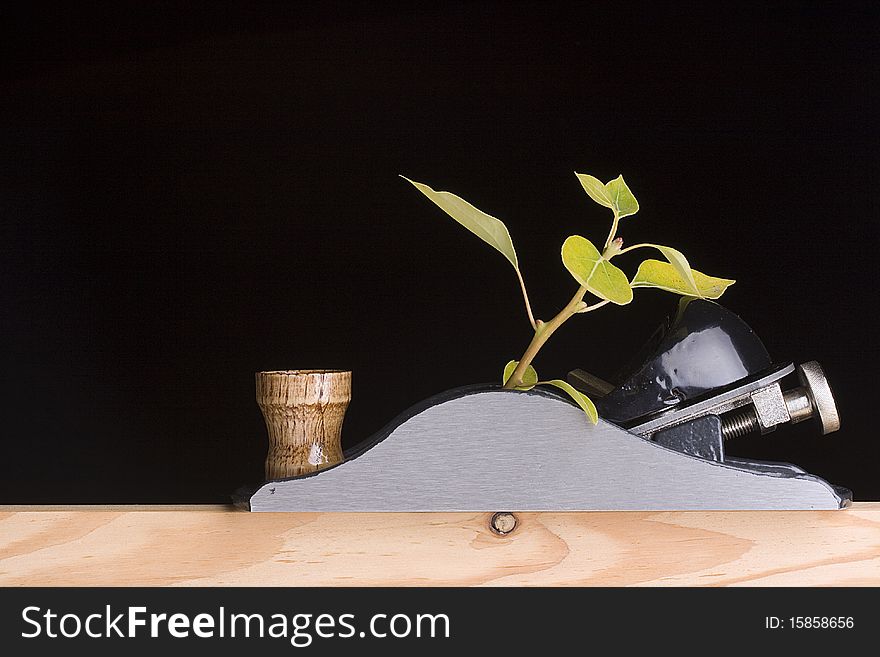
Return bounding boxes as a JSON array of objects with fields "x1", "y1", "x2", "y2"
[
  {"x1": 256, "y1": 370, "x2": 350, "y2": 479},
  {"x1": 1, "y1": 505, "x2": 878, "y2": 586}
]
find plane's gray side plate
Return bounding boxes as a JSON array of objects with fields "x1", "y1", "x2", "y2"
[{"x1": 248, "y1": 390, "x2": 846, "y2": 511}]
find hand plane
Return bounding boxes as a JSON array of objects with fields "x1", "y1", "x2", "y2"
[{"x1": 241, "y1": 298, "x2": 848, "y2": 511}]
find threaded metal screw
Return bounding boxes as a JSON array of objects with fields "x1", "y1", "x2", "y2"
[{"x1": 720, "y1": 407, "x2": 761, "y2": 440}]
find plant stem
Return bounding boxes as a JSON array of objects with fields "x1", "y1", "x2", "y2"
[
  {"x1": 515, "y1": 267, "x2": 537, "y2": 330},
  {"x1": 603, "y1": 211, "x2": 620, "y2": 251},
  {"x1": 503, "y1": 285, "x2": 588, "y2": 389},
  {"x1": 575, "y1": 298, "x2": 611, "y2": 313},
  {"x1": 615, "y1": 242, "x2": 653, "y2": 255}
]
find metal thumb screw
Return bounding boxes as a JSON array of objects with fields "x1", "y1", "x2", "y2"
[{"x1": 783, "y1": 361, "x2": 840, "y2": 435}]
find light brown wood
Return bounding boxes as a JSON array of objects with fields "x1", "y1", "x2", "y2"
[
  {"x1": 256, "y1": 370, "x2": 350, "y2": 479},
  {"x1": 1, "y1": 504, "x2": 878, "y2": 586}
]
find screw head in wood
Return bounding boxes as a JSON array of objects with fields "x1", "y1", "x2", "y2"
[{"x1": 490, "y1": 512, "x2": 518, "y2": 535}]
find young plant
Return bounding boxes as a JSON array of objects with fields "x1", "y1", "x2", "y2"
[{"x1": 402, "y1": 172, "x2": 734, "y2": 423}]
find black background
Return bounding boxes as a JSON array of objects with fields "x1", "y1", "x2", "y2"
[{"x1": 1, "y1": 2, "x2": 877, "y2": 503}]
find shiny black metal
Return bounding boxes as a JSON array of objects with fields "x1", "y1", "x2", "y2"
[
  {"x1": 653, "y1": 415, "x2": 725, "y2": 462},
  {"x1": 594, "y1": 298, "x2": 772, "y2": 424}
]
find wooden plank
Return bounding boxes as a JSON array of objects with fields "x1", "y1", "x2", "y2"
[{"x1": 0, "y1": 504, "x2": 878, "y2": 586}]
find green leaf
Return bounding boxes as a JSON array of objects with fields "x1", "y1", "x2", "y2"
[
  {"x1": 561, "y1": 235, "x2": 634, "y2": 305},
  {"x1": 631, "y1": 259, "x2": 735, "y2": 299},
  {"x1": 542, "y1": 379, "x2": 599, "y2": 424},
  {"x1": 639, "y1": 244, "x2": 699, "y2": 294},
  {"x1": 402, "y1": 176, "x2": 519, "y2": 271},
  {"x1": 575, "y1": 173, "x2": 614, "y2": 209},
  {"x1": 605, "y1": 175, "x2": 639, "y2": 219},
  {"x1": 575, "y1": 173, "x2": 639, "y2": 219},
  {"x1": 502, "y1": 360, "x2": 538, "y2": 390}
]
